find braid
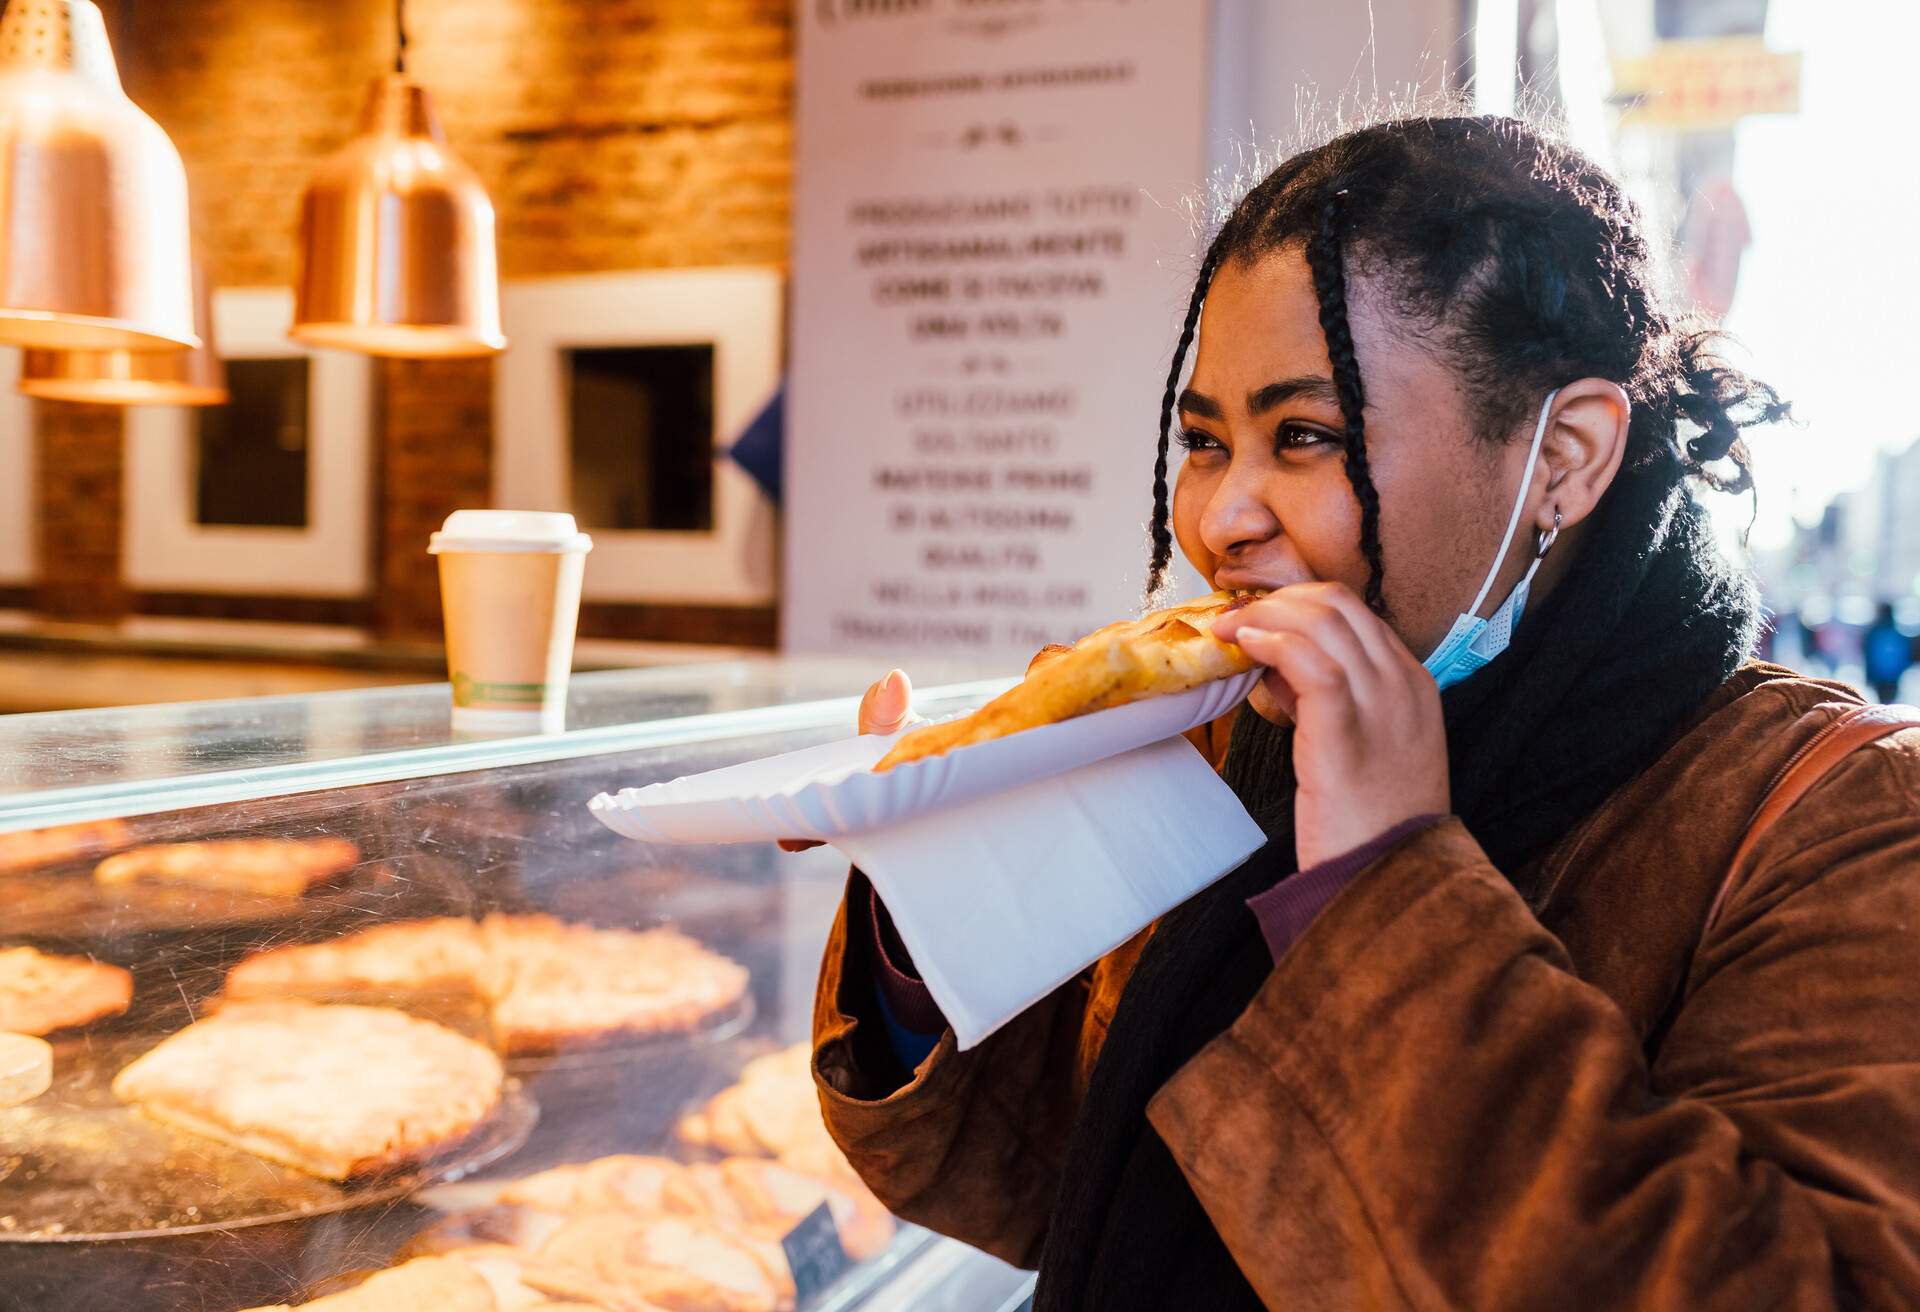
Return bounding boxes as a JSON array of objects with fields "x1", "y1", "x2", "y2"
[
  {"x1": 1148, "y1": 114, "x2": 1792, "y2": 615},
  {"x1": 1304, "y1": 192, "x2": 1389, "y2": 617},
  {"x1": 1146, "y1": 236, "x2": 1225, "y2": 601}
]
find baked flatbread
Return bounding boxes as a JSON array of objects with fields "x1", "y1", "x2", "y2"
[
  {"x1": 0, "y1": 819, "x2": 131, "y2": 875},
  {"x1": 873, "y1": 590, "x2": 1257, "y2": 771},
  {"x1": 715, "y1": 1157, "x2": 894, "y2": 1262},
  {"x1": 224, "y1": 915, "x2": 750, "y2": 1055},
  {"x1": 237, "y1": 1257, "x2": 499, "y2": 1312},
  {"x1": 422, "y1": 1245, "x2": 555, "y2": 1312},
  {"x1": 497, "y1": 1154, "x2": 699, "y2": 1217},
  {"x1": 113, "y1": 1002, "x2": 504, "y2": 1181},
  {"x1": 676, "y1": 1043, "x2": 853, "y2": 1181},
  {"x1": 225, "y1": 918, "x2": 489, "y2": 1000},
  {"x1": 0, "y1": 946, "x2": 133, "y2": 1036},
  {"x1": 524, "y1": 1212, "x2": 787, "y2": 1312},
  {"x1": 484, "y1": 917, "x2": 750, "y2": 1055},
  {"x1": 95, "y1": 837, "x2": 359, "y2": 898}
]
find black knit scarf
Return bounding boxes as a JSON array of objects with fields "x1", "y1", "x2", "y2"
[{"x1": 1032, "y1": 453, "x2": 1760, "y2": 1310}]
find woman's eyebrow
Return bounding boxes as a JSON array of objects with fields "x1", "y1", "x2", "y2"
[
  {"x1": 1247, "y1": 376, "x2": 1338, "y2": 414},
  {"x1": 1178, "y1": 376, "x2": 1339, "y2": 420},
  {"x1": 1177, "y1": 387, "x2": 1222, "y2": 419}
]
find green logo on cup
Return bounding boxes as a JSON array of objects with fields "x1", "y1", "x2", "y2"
[{"x1": 451, "y1": 672, "x2": 549, "y2": 707}]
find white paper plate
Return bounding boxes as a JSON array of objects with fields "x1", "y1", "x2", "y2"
[{"x1": 588, "y1": 670, "x2": 1258, "y2": 845}]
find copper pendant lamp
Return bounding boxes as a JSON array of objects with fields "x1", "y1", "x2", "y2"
[
  {"x1": 18, "y1": 258, "x2": 225, "y2": 404},
  {"x1": 0, "y1": 0, "x2": 197, "y2": 351},
  {"x1": 290, "y1": 0, "x2": 504, "y2": 358}
]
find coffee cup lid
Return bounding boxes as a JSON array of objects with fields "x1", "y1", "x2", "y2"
[{"x1": 429, "y1": 510, "x2": 593, "y2": 555}]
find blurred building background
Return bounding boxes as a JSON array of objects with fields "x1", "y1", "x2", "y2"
[{"x1": 0, "y1": 0, "x2": 1911, "y2": 711}]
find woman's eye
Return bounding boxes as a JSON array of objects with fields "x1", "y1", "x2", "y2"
[
  {"x1": 1176, "y1": 428, "x2": 1223, "y2": 454},
  {"x1": 1276, "y1": 422, "x2": 1337, "y2": 453}
]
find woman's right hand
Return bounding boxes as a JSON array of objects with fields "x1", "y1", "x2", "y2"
[{"x1": 777, "y1": 669, "x2": 914, "y2": 853}]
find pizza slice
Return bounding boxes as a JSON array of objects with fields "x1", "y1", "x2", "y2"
[
  {"x1": 0, "y1": 946, "x2": 133, "y2": 1036},
  {"x1": 873, "y1": 590, "x2": 1257, "y2": 771}
]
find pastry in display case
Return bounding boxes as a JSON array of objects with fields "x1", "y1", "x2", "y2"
[{"x1": 0, "y1": 663, "x2": 1031, "y2": 1312}]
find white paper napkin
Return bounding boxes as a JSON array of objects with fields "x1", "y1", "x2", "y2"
[{"x1": 836, "y1": 735, "x2": 1268, "y2": 1049}]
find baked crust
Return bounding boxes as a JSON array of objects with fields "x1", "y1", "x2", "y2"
[
  {"x1": 112, "y1": 1001, "x2": 504, "y2": 1181},
  {"x1": 498, "y1": 1155, "x2": 698, "y2": 1218},
  {"x1": 426, "y1": 1147, "x2": 897, "y2": 1310},
  {"x1": 225, "y1": 919, "x2": 489, "y2": 1001},
  {"x1": 483, "y1": 918, "x2": 750, "y2": 1054},
  {"x1": 0, "y1": 819, "x2": 131, "y2": 876},
  {"x1": 94, "y1": 837, "x2": 360, "y2": 898},
  {"x1": 676, "y1": 1044, "x2": 853, "y2": 1182},
  {"x1": 873, "y1": 590, "x2": 1256, "y2": 771},
  {"x1": 715, "y1": 1158, "x2": 894, "y2": 1263},
  {"x1": 236, "y1": 1256, "x2": 499, "y2": 1312},
  {"x1": 224, "y1": 915, "x2": 747, "y2": 1055},
  {"x1": 0, "y1": 946, "x2": 133, "y2": 1036},
  {"x1": 524, "y1": 1212, "x2": 786, "y2": 1312}
]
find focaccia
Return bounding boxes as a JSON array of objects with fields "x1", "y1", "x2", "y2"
[
  {"x1": 0, "y1": 946, "x2": 133, "y2": 1036},
  {"x1": 113, "y1": 1002, "x2": 504, "y2": 1181},
  {"x1": 873, "y1": 590, "x2": 1257, "y2": 771}
]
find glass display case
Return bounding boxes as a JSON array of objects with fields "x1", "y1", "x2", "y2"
[{"x1": 0, "y1": 660, "x2": 1035, "y2": 1312}]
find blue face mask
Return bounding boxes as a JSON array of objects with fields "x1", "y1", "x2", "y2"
[{"x1": 1423, "y1": 389, "x2": 1562, "y2": 691}]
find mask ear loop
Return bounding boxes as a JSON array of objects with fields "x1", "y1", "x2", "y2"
[
  {"x1": 1509, "y1": 506, "x2": 1564, "y2": 595},
  {"x1": 1465, "y1": 387, "x2": 1561, "y2": 619}
]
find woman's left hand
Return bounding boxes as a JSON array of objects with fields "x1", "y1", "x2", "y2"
[{"x1": 1211, "y1": 582, "x2": 1450, "y2": 868}]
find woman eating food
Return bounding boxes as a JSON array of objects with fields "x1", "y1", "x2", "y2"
[{"x1": 799, "y1": 115, "x2": 1920, "y2": 1309}]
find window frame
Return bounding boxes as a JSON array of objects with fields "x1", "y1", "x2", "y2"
[
  {"x1": 123, "y1": 288, "x2": 373, "y2": 597},
  {"x1": 494, "y1": 269, "x2": 782, "y2": 606}
]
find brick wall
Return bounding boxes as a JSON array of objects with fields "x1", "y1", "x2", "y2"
[
  {"x1": 33, "y1": 400, "x2": 124, "y2": 623},
  {"x1": 28, "y1": 0, "x2": 791, "y2": 643}
]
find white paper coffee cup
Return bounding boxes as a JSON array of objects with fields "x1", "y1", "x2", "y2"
[{"x1": 429, "y1": 510, "x2": 592, "y2": 733}]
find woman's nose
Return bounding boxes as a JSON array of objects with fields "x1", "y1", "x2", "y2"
[{"x1": 1199, "y1": 457, "x2": 1281, "y2": 558}]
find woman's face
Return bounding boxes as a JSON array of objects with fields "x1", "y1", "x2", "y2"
[{"x1": 1172, "y1": 246, "x2": 1552, "y2": 669}]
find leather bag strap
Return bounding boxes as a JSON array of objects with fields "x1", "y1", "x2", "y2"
[{"x1": 1703, "y1": 702, "x2": 1920, "y2": 937}]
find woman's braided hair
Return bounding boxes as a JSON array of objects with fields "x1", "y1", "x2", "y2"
[{"x1": 1144, "y1": 114, "x2": 1791, "y2": 606}]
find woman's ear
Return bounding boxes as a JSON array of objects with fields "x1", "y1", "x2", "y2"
[{"x1": 1538, "y1": 378, "x2": 1630, "y2": 533}]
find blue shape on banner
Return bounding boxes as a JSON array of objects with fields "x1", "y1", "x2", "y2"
[{"x1": 728, "y1": 384, "x2": 784, "y2": 504}]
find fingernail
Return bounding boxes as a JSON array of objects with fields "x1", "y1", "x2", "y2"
[
  {"x1": 882, "y1": 669, "x2": 905, "y2": 696},
  {"x1": 1235, "y1": 625, "x2": 1273, "y2": 642}
]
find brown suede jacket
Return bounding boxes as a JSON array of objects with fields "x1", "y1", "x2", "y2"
[{"x1": 811, "y1": 664, "x2": 1920, "y2": 1308}]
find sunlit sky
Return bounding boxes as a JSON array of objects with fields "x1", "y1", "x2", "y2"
[{"x1": 1555, "y1": 0, "x2": 1920, "y2": 556}]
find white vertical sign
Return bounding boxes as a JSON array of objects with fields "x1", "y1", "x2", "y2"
[{"x1": 786, "y1": 0, "x2": 1211, "y2": 661}]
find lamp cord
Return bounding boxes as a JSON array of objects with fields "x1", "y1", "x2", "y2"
[{"x1": 394, "y1": 0, "x2": 408, "y2": 73}]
